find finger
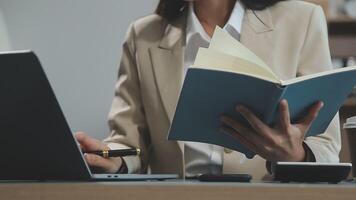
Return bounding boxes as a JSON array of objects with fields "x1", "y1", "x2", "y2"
[
  {"x1": 221, "y1": 115, "x2": 276, "y2": 158},
  {"x1": 221, "y1": 116, "x2": 270, "y2": 147},
  {"x1": 236, "y1": 105, "x2": 271, "y2": 138},
  {"x1": 221, "y1": 116, "x2": 251, "y2": 134},
  {"x1": 297, "y1": 101, "x2": 324, "y2": 132},
  {"x1": 75, "y1": 132, "x2": 91, "y2": 151},
  {"x1": 84, "y1": 153, "x2": 119, "y2": 173},
  {"x1": 75, "y1": 132, "x2": 108, "y2": 152},
  {"x1": 74, "y1": 132, "x2": 88, "y2": 143},
  {"x1": 279, "y1": 99, "x2": 291, "y2": 131},
  {"x1": 220, "y1": 126, "x2": 271, "y2": 159},
  {"x1": 220, "y1": 126, "x2": 260, "y2": 155}
]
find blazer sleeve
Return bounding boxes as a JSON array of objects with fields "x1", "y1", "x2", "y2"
[
  {"x1": 297, "y1": 6, "x2": 341, "y2": 162},
  {"x1": 103, "y1": 23, "x2": 150, "y2": 173}
]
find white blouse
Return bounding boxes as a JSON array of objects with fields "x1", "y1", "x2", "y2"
[{"x1": 184, "y1": 1, "x2": 245, "y2": 177}]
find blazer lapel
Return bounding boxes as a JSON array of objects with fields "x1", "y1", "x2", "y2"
[
  {"x1": 149, "y1": 16, "x2": 187, "y2": 173},
  {"x1": 241, "y1": 8, "x2": 276, "y2": 68},
  {"x1": 149, "y1": 17, "x2": 186, "y2": 123}
]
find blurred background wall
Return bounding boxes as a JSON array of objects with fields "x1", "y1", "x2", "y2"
[
  {"x1": 0, "y1": 0, "x2": 157, "y2": 139},
  {"x1": 0, "y1": 9, "x2": 11, "y2": 50}
]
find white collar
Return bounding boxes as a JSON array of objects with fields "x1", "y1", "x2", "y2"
[{"x1": 186, "y1": 1, "x2": 245, "y2": 43}]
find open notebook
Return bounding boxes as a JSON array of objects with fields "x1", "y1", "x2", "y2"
[{"x1": 168, "y1": 27, "x2": 356, "y2": 158}]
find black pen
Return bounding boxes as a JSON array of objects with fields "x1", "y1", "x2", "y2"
[{"x1": 84, "y1": 148, "x2": 141, "y2": 158}]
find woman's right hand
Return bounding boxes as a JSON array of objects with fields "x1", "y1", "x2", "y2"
[{"x1": 75, "y1": 132, "x2": 123, "y2": 174}]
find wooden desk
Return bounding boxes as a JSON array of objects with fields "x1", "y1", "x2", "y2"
[{"x1": 0, "y1": 181, "x2": 356, "y2": 200}]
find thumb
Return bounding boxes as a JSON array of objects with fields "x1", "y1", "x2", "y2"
[
  {"x1": 296, "y1": 101, "x2": 324, "y2": 134},
  {"x1": 74, "y1": 132, "x2": 108, "y2": 152},
  {"x1": 84, "y1": 153, "x2": 121, "y2": 173}
]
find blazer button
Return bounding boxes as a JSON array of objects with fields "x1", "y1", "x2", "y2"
[{"x1": 224, "y1": 148, "x2": 233, "y2": 154}]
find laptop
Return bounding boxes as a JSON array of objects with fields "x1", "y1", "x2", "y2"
[{"x1": 0, "y1": 51, "x2": 178, "y2": 181}]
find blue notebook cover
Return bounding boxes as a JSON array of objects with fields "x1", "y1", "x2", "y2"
[{"x1": 168, "y1": 68, "x2": 356, "y2": 158}]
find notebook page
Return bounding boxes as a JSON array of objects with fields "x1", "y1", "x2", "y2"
[
  {"x1": 193, "y1": 48, "x2": 280, "y2": 83},
  {"x1": 209, "y1": 27, "x2": 279, "y2": 82},
  {"x1": 281, "y1": 65, "x2": 356, "y2": 85}
]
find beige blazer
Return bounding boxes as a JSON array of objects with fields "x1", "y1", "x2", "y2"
[{"x1": 103, "y1": 1, "x2": 341, "y2": 179}]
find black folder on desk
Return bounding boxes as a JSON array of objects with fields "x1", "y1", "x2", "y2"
[{"x1": 0, "y1": 51, "x2": 177, "y2": 181}]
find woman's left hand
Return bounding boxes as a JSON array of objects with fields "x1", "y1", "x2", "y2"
[{"x1": 220, "y1": 99, "x2": 324, "y2": 162}]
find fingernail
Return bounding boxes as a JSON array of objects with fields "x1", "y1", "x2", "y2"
[
  {"x1": 84, "y1": 154, "x2": 90, "y2": 161},
  {"x1": 236, "y1": 105, "x2": 243, "y2": 111},
  {"x1": 281, "y1": 99, "x2": 287, "y2": 105},
  {"x1": 320, "y1": 101, "x2": 324, "y2": 108}
]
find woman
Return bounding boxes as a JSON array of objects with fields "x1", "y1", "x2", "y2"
[{"x1": 75, "y1": 0, "x2": 341, "y2": 180}]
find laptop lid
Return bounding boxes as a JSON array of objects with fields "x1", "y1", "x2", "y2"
[{"x1": 0, "y1": 51, "x2": 92, "y2": 180}]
